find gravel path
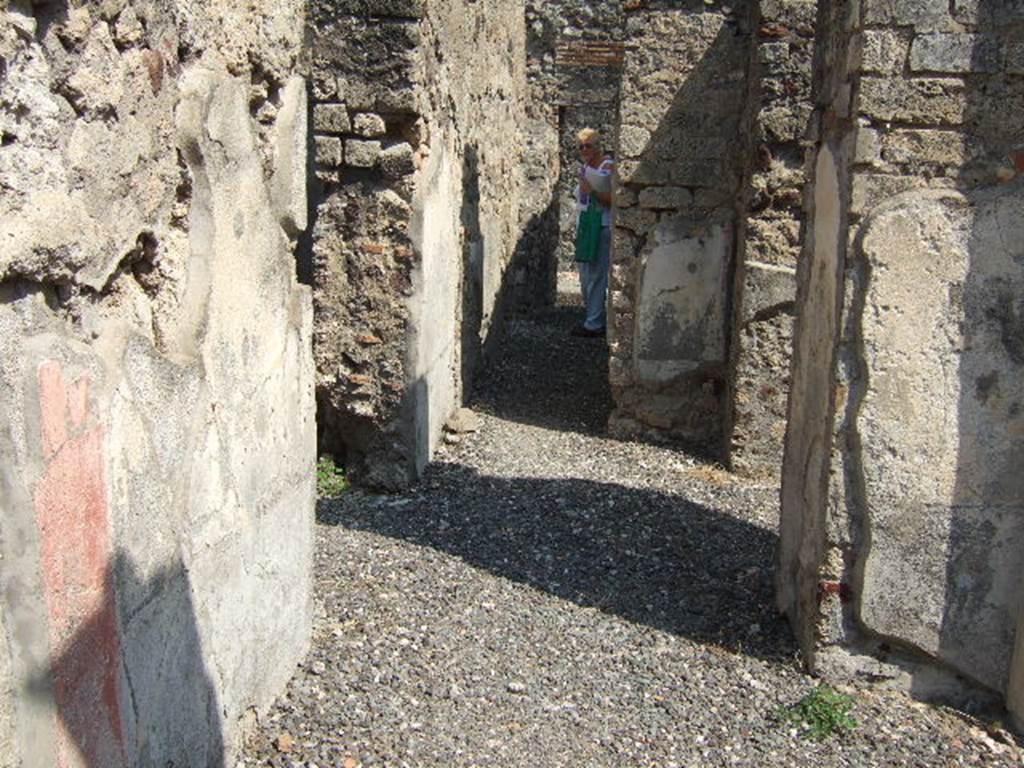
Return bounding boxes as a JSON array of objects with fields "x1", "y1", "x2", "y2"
[{"x1": 243, "y1": 287, "x2": 1022, "y2": 768}]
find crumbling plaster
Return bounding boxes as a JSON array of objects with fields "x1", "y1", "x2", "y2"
[
  {"x1": 779, "y1": 0, "x2": 1024, "y2": 726},
  {"x1": 0, "y1": 1, "x2": 314, "y2": 764}
]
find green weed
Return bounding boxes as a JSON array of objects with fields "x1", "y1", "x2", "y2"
[
  {"x1": 779, "y1": 685, "x2": 857, "y2": 740},
  {"x1": 316, "y1": 455, "x2": 348, "y2": 498}
]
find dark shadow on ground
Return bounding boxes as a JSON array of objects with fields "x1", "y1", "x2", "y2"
[
  {"x1": 471, "y1": 293, "x2": 614, "y2": 437},
  {"x1": 318, "y1": 467, "x2": 795, "y2": 663}
]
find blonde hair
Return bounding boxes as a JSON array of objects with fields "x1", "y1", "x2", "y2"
[{"x1": 577, "y1": 127, "x2": 601, "y2": 147}]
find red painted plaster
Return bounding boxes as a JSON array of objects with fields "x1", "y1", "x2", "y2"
[{"x1": 34, "y1": 361, "x2": 127, "y2": 768}]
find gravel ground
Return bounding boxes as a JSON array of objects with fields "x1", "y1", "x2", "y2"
[{"x1": 243, "y1": 288, "x2": 1023, "y2": 768}]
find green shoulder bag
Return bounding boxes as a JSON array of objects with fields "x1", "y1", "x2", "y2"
[{"x1": 574, "y1": 199, "x2": 603, "y2": 263}]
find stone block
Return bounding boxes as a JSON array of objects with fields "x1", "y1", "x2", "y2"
[
  {"x1": 741, "y1": 261, "x2": 797, "y2": 323},
  {"x1": 863, "y1": 0, "x2": 956, "y2": 31},
  {"x1": 909, "y1": 34, "x2": 998, "y2": 73},
  {"x1": 618, "y1": 124, "x2": 651, "y2": 158},
  {"x1": 760, "y1": 0, "x2": 818, "y2": 26},
  {"x1": 313, "y1": 103, "x2": 351, "y2": 134},
  {"x1": 1006, "y1": 42, "x2": 1024, "y2": 75},
  {"x1": 860, "y1": 31, "x2": 910, "y2": 75},
  {"x1": 881, "y1": 129, "x2": 972, "y2": 168},
  {"x1": 745, "y1": 217, "x2": 801, "y2": 266},
  {"x1": 345, "y1": 139, "x2": 381, "y2": 168},
  {"x1": 617, "y1": 187, "x2": 638, "y2": 207},
  {"x1": 638, "y1": 186, "x2": 693, "y2": 210},
  {"x1": 694, "y1": 187, "x2": 732, "y2": 210},
  {"x1": 380, "y1": 142, "x2": 415, "y2": 178},
  {"x1": 315, "y1": 135, "x2": 343, "y2": 167},
  {"x1": 353, "y1": 113, "x2": 387, "y2": 137},
  {"x1": 850, "y1": 173, "x2": 927, "y2": 215},
  {"x1": 615, "y1": 205, "x2": 656, "y2": 234},
  {"x1": 953, "y1": 0, "x2": 1024, "y2": 26},
  {"x1": 316, "y1": 0, "x2": 423, "y2": 17},
  {"x1": 113, "y1": 6, "x2": 144, "y2": 46},
  {"x1": 760, "y1": 103, "x2": 813, "y2": 144},
  {"x1": 853, "y1": 125, "x2": 883, "y2": 167},
  {"x1": 859, "y1": 77, "x2": 966, "y2": 125}
]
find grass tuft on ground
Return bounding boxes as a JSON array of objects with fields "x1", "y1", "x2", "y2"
[
  {"x1": 779, "y1": 685, "x2": 858, "y2": 740},
  {"x1": 316, "y1": 456, "x2": 348, "y2": 498}
]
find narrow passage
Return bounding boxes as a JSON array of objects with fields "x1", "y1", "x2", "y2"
[{"x1": 243, "y1": 289, "x2": 1020, "y2": 767}]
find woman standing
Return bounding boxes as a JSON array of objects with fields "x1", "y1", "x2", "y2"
[{"x1": 573, "y1": 127, "x2": 614, "y2": 338}]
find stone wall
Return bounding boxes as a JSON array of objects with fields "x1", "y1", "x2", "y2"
[
  {"x1": 311, "y1": 0, "x2": 533, "y2": 488},
  {"x1": 726, "y1": 0, "x2": 815, "y2": 477},
  {"x1": 0, "y1": 1, "x2": 315, "y2": 765},
  {"x1": 779, "y1": 0, "x2": 1024, "y2": 720},
  {"x1": 608, "y1": 2, "x2": 754, "y2": 449}
]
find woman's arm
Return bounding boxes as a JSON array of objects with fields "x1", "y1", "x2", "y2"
[{"x1": 590, "y1": 160, "x2": 615, "y2": 207}]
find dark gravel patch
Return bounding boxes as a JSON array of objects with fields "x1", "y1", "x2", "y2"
[{"x1": 241, "y1": 291, "x2": 1022, "y2": 768}]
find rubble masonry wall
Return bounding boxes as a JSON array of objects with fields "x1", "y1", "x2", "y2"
[
  {"x1": 310, "y1": 0, "x2": 533, "y2": 488},
  {"x1": 726, "y1": 0, "x2": 816, "y2": 477},
  {"x1": 608, "y1": 0, "x2": 754, "y2": 450}
]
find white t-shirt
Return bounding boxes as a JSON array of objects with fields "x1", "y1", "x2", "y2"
[{"x1": 575, "y1": 157, "x2": 614, "y2": 227}]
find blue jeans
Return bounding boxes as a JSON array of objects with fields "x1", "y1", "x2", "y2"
[{"x1": 578, "y1": 226, "x2": 610, "y2": 331}]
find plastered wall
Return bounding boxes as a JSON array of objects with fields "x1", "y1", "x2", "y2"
[
  {"x1": 0, "y1": 2, "x2": 315, "y2": 764},
  {"x1": 779, "y1": 0, "x2": 1024, "y2": 723}
]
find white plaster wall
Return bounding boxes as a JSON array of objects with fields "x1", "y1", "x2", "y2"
[
  {"x1": 635, "y1": 220, "x2": 730, "y2": 383},
  {"x1": 409, "y1": 133, "x2": 462, "y2": 475}
]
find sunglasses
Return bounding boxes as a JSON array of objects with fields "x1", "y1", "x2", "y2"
[{"x1": 578, "y1": 143, "x2": 594, "y2": 149}]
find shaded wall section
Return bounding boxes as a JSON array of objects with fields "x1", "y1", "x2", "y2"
[
  {"x1": 0, "y1": 1, "x2": 315, "y2": 765},
  {"x1": 726, "y1": 0, "x2": 815, "y2": 477}
]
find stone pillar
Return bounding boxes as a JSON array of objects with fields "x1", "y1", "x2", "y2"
[
  {"x1": 776, "y1": 0, "x2": 860, "y2": 666},
  {"x1": 780, "y1": 0, "x2": 1024, "y2": 716}
]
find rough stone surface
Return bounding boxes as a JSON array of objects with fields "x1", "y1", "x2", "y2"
[
  {"x1": 0, "y1": 2, "x2": 314, "y2": 766},
  {"x1": 315, "y1": 135, "x2": 343, "y2": 167},
  {"x1": 311, "y1": 0, "x2": 532, "y2": 488},
  {"x1": 524, "y1": 0, "x2": 623, "y2": 271},
  {"x1": 609, "y1": 4, "x2": 754, "y2": 448},
  {"x1": 380, "y1": 141, "x2": 415, "y2": 178},
  {"x1": 352, "y1": 112, "x2": 387, "y2": 137},
  {"x1": 344, "y1": 139, "x2": 382, "y2": 168},
  {"x1": 726, "y1": 0, "x2": 813, "y2": 477},
  {"x1": 313, "y1": 103, "x2": 351, "y2": 134},
  {"x1": 780, "y1": 0, "x2": 1024, "y2": 726}
]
